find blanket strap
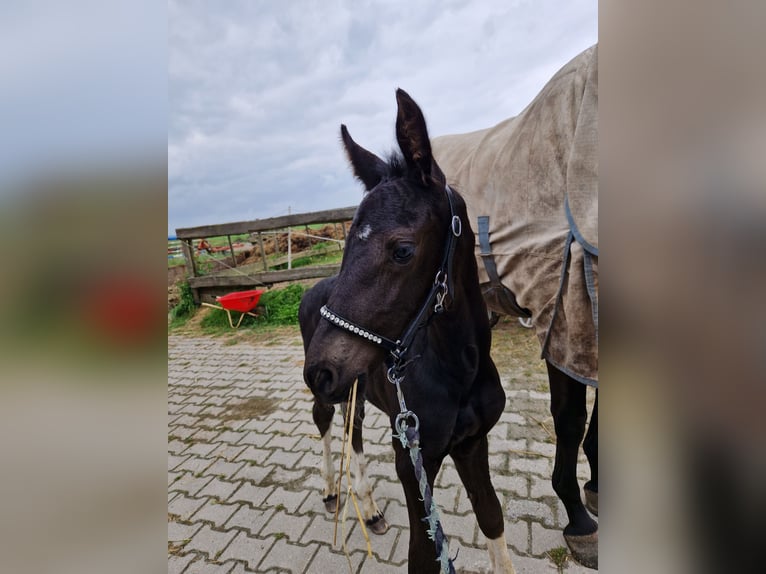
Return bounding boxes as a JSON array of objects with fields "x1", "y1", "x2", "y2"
[{"x1": 477, "y1": 216, "x2": 531, "y2": 318}]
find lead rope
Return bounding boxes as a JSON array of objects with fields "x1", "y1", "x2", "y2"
[
  {"x1": 334, "y1": 379, "x2": 373, "y2": 574},
  {"x1": 389, "y1": 366, "x2": 457, "y2": 574}
]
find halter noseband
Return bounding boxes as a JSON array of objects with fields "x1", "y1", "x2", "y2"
[{"x1": 319, "y1": 184, "x2": 462, "y2": 374}]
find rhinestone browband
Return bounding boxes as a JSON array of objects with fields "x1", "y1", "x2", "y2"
[{"x1": 319, "y1": 304, "x2": 397, "y2": 350}]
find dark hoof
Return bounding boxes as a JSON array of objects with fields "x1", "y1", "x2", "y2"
[
  {"x1": 564, "y1": 531, "x2": 598, "y2": 569},
  {"x1": 584, "y1": 488, "x2": 598, "y2": 516},
  {"x1": 322, "y1": 494, "x2": 338, "y2": 513},
  {"x1": 365, "y1": 514, "x2": 389, "y2": 535}
]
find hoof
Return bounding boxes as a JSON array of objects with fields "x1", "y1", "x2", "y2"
[
  {"x1": 564, "y1": 531, "x2": 598, "y2": 570},
  {"x1": 584, "y1": 488, "x2": 598, "y2": 516},
  {"x1": 322, "y1": 494, "x2": 338, "y2": 513},
  {"x1": 365, "y1": 514, "x2": 390, "y2": 535}
]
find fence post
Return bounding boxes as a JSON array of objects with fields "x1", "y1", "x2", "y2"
[
  {"x1": 257, "y1": 232, "x2": 268, "y2": 271},
  {"x1": 180, "y1": 239, "x2": 200, "y2": 304},
  {"x1": 227, "y1": 235, "x2": 236, "y2": 268},
  {"x1": 287, "y1": 207, "x2": 292, "y2": 270}
]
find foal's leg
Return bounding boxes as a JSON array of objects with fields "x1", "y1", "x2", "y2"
[
  {"x1": 547, "y1": 362, "x2": 598, "y2": 568},
  {"x1": 312, "y1": 398, "x2": 338, "y2": 512},
  {"x1": 393, "y1": 440, "x2": 444, "y2": 574},
  {"x1": 452, "y1": 435, "x2": 516, "y2": 574},
  {"x1": 341, "y1": 399, "x2": 389, "y2": 534},
  {"x1": 582, "y1": 391, "x2": 598, "y2": 515}
]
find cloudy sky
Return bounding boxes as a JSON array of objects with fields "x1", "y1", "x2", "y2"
[{"x1": 168, "y1": 0, "x2": 597, "y2": 235}]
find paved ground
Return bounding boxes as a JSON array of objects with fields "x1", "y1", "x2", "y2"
[{"x1": 168, "y1": 322, "x2": 596, "y2": 573}]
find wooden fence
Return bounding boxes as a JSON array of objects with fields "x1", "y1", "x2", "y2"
[{"x1": 175, "y1": 206, "x2": 357, "y2": 304}]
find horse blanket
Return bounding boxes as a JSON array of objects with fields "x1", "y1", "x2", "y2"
[{"x1": 432, "y1": 45, "x2": 598, "y2": 386}]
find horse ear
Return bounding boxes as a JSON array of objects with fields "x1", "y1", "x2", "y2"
[
  {"x1": 340, "y1": 124, "x2": 386, "y2": 192},
  {"x1": 395, "y1": 88, "x2": 445, "y2": 186}
]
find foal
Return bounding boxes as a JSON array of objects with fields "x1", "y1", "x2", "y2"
[{"x1": 301, "y1": 89, "x2": 515, "y2": 573}]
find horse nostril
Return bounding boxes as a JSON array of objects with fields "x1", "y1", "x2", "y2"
[{"x1": 306, "y1": 363, "x2": 336, "y2": 395}]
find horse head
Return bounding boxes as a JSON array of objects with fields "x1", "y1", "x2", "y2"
[{"x1": 304, "y1": 89, "x2": 481, "y2": 404}]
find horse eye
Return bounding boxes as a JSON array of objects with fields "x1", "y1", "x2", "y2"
[{"x1": 392, "y1": 244, "x2": 415, "y2": 264}]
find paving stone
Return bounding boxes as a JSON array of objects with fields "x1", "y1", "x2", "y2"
[
  {"x1": 530, "y1": 521, "x2": 567, "y2": 557},
  {"x1": 232, "y1": 462, "x2": 276, "y2": 485},
  {"x1": 305, "y1": 548, "x2": 367, "y2": 574},
  {"x1": 169, "y1": 454, "x2": 191, "y2": 471},
  {"x1": 168, "y1": 494, "x2": 208, "y2": 521},
  {"x1": 264, "y1": 446, "x2": 305, "y2": 468},
  {"x1": 186, "y1": 524, "x2": 238, "y2": 560},
  {"x1": 505, "y1": 518, "x2": 531, "y2": 554},
  {"x1": 171, "y1": 473, "x2": 215, "y2": 497},
  {"x1": 192, "y1": 500, "x2": 241, "y2": 528},
  {"x1": 170, "y1": 425, "x2": 199, "y2": 441},
  {"x1": 508, "y1": 456, "x2": 552, "y2": 477},
  {"x1": 229, "y1": 480, "x2": 275, "y2": 508},
  {"x1": 260, "y1": 509, "x2": 311, "y2": 543},
  {"x1": 183, "y1": 560, "x2": 233, "y2": 573},
  {"x1": 236, "y1": 431, "x2": 272, "y2": 448},
  {"x1": 168, "y1": 520, "x2": 203, "y2": 543},
  {"x1": 446, "y1": 511, "x2": 478, "y2": 547},
  {"x1": 176, "y1": 456, "x2": 215, "y2": 474},
  {"x1": 257, "y1": 538, "x2": 318, "y2": 573},
  {"x1": 505, "y1": 498, "x2": 556, "y2": 529},
  {"x1": 234, "y1": 445, "x2": 273, "y2": 464},
  {"x1": 225, "y1": 504, "x2": 275, "y2": 536},
  {"x1": 451, "y1": 540, "x2": 492, "y2": 573},
  {"x1": 492, "y1": 473, "x2": 529, "y2": 498},
  {"x1": 338, "y1": 518, "x2": 400, "y2": 563},
  {"x1": 530, "y1": 475, "x2": 556, "y2": 500},
  {"x1": 261, "y1": 485, "x2": 310, "y2": 514},
  {"x1": 208, "y1": 443, "x2": 248, "y2": 462},
  {"x1": 197, "y1": 477, "x2": 241, "y2": 501},
  {"x1": 167, "y1": 553, "x2": 196, "y2": 574},
  {"x1": 216, "y1": 531, "x2": 275, "y2": 571},
  {"x1": 169, "y1": 439, "x2": 190, "y2": 455},
  {"x1": 203, "y1": 459, "x2": 247, "y2": 480}
]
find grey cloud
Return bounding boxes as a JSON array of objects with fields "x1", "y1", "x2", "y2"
[{"x1": 169, "y1": 0, "x2": 597, "y2": 234}]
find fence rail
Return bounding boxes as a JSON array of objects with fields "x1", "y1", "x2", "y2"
[{"x1": 174, "y1": 206, "x2": 357, "y2": 304}]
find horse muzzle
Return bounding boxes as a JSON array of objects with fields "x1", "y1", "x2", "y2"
[{"x1": 304, "y1": 360, "x2": 356, "y2": 404}]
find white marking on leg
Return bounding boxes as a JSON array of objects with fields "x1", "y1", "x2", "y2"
[
  {"x1": 356, "y1": 224, "x2": 372, "y2": 241},
  {"x1": 321, "y1": 427, "x2": 335, "y2": 498},
  {"x1": 487, "y1": 533, "x2": 516, "y2": 574},
  {"x1": 350, "y1": 449, "x2": 380, "y2": 521}
]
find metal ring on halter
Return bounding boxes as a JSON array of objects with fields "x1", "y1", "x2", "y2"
[
  {"x1": 395, "y1": 411, "x2": 420, "y2": 434},
  {"x1": 387, "y1": 365, "x2": 402, "y2": 385},
  {"x1": 451, "y1": 215, "x2": 462, "y2": 237},
  {"x1": 434, "y1": 269, "x2": 448, "y2": 287}
]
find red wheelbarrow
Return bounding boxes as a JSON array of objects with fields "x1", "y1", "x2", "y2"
[{"x1": 201, "y1": 289, "x2": 264, "y2": 328}]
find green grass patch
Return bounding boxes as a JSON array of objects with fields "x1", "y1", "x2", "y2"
[
  {"x1": 257, "y1": 284, "x2": 306, "y2": 325},
  {"x1": 169, "y1": 282, "x2": 196, "y2": 328}
]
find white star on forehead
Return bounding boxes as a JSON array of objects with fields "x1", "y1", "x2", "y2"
[{"x1": 356, "y1": 224, "x2": 372, "y2": 241}]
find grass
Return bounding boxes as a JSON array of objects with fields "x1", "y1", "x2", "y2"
[
  {"x1": 547, "y1": 546, "x2": 569, "y2": 571},
  {"x1": 169, "y1": 281, "x2": 196, "y2": 329}
]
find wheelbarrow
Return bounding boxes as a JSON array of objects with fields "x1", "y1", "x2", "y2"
[{"x1": 201, "y1": 289, "x2": 264, "y2": 328}]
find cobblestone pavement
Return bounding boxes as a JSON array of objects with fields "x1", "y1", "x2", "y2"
[{"x1": 168, "y1": 325, "x2": 596, "y2": 573}]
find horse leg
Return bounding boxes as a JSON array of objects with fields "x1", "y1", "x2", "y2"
[
  {"x1": 452, "y1": 435, "x2": 516, "y2": 573},
  {"x1": 312, "y1": 398, "x2": 338, "y2": 512},
  {"x1": 393, "y1": 439, "x2": 444, "y2": 574},
  {"x1": 582, "y1": 391, "x2": 598, "y2": 516},
  {"x1": 341, "y1": 398, "x2": 389, "y2": 534},
  {"x1": 547, "y1": 361, "x2": 598, "y2": 569}
]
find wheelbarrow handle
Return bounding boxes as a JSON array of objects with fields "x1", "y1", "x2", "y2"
[{"x1": 200, "y1": 302, "x2": 258, "y2": 328}]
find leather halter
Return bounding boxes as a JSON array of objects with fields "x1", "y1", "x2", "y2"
[{"x1": 319, "y1": 184, "x2": 462, "y2": 374}]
